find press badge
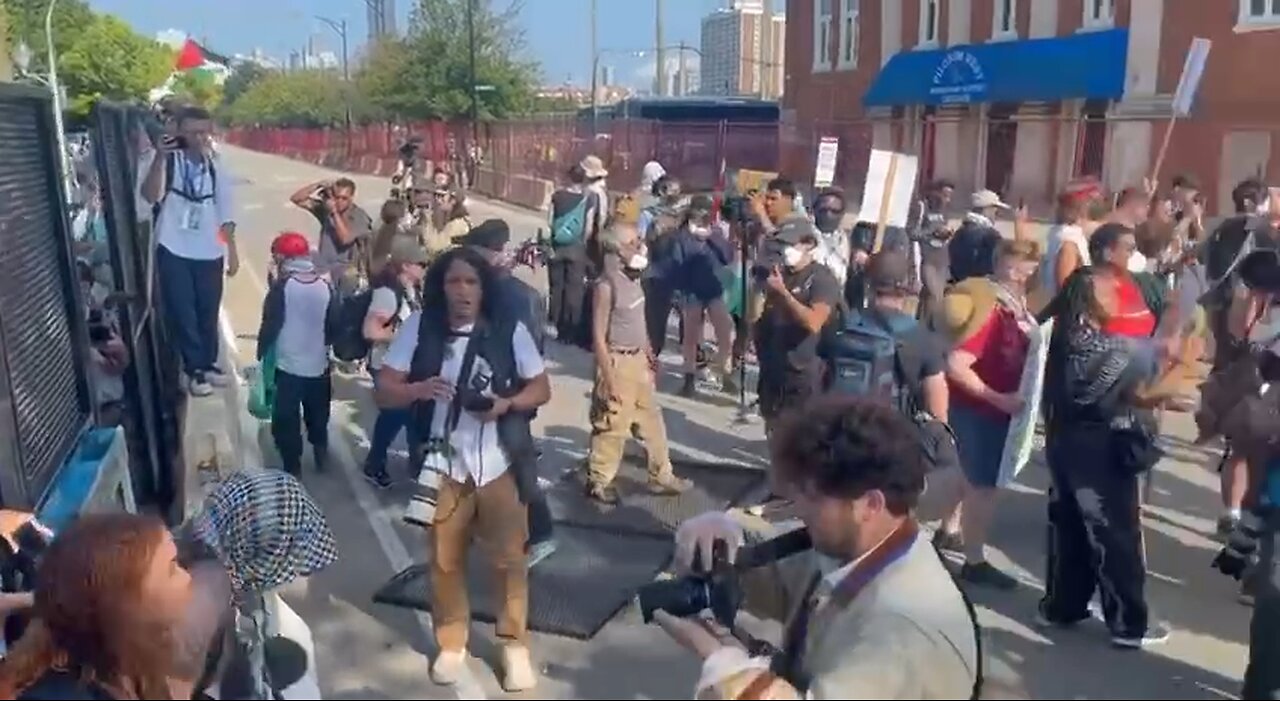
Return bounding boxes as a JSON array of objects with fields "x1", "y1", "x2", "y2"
[{"x1": 181, "y1": 203, "x2": 205, "y2": 231}]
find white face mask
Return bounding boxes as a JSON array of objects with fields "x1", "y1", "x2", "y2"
[
  {"x1": 689, "y1": 225, "x2": 710, "y2": 237},
  {"x1": 627, "y1": 253, "x2": 650, "y2": 271},
  {"x1": 783, "y1": 245, "x2": 805, "y2": 268}
]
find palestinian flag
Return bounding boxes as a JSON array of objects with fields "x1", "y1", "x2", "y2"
[
  {"x1": 174, "y1": 39, "x2": 230, "y2": 71},
  {"x1": 175, "y1": 39, "x2": 205, "y2": 71}
]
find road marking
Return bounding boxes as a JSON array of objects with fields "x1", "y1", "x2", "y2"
[
  {"x1": 232, "y1": 248, "x2": 487, "y2": 700},
  {"x1": 241, "y1": 202, "x2": 265, "y2": 211}
]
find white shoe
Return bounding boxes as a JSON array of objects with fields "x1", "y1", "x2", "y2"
[
  {"x1": 188, "y1": 374, "x2": 213, "y2": 397},
  {"x1": 430, "y1": 649, "x2": 467, "y2": 686},
  {"x1": 501, "y1": 645, "x2": 537, "y2": 692},
  {"x1": 204, "y1": 367, "x2": 232, "y2": 387}
]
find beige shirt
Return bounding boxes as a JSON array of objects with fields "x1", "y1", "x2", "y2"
[{"x1": 726, "y1": 519, "x2": 979, "y2": 700}]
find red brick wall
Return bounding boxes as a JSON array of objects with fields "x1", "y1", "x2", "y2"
[
  {"x1": 971, "y1": 0, "x2": 993, "y2": 42},
  {"x1": 1058, "y1": 0, "x2": 1082, "y2": 33},
  {"x1": 904, "y1": 0, "x2": 921, "y2": 48}
]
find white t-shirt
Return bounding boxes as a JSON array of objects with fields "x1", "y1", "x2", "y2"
[
  {"x1": 365, "y1": 285, "x2": 415, "y2": 370},
  {"x1": 154, "y1": 151, "x2": 235, "y2": 261},
  {"x1": 382, "y1": 314, "x2": 545, "y2": 486},
  {"x1": 275, "y1": 276, "x2": 333, "y2": 378},
  {"x1": 816, "y1": 229, "x2": 851, "y2": 289},
  {"x1": 1040, "y1": 224, "x2": 1090, "y2": 297}
]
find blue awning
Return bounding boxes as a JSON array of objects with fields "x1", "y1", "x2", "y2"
[{"x1": 863, "y1": 29, "x2": 1128, "y2": 107}]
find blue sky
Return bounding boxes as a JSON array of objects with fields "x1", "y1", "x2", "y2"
[{"x1": 87, "y1": 0, "x2": 745, "y2": 88}]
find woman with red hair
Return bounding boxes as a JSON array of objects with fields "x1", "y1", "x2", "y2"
[{"x1": 0, "y1": 514, "x2": 193, "y2": 699}]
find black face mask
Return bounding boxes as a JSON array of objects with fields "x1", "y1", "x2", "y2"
[{"x1": 814, "y1": 209, "x2": 844, "y2": 234}]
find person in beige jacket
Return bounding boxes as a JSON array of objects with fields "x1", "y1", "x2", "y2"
[{"x1": 657, "y1": 395, "x2": 980, "y2": 700}]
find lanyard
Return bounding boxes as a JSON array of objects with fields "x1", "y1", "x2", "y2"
[{"x1": 181, "y1": 153, "x2": 207, "y2": 198}]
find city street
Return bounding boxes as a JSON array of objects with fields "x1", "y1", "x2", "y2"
[{"x1": 219, "y1": 145, "x2": 1250, "y2": 700}]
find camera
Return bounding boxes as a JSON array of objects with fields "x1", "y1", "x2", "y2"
[
  {"x1": 638, "y1": 539, "x2": 743, "y2": 628},
  {"x1": 459, "y1": 371, "x2": 495, "y2": 414},
  {"x1": 87, "y1": 308, "x2": 114, "y2": 345},
  {"x1": 1, "y1": 520, "x2": 51, "y2": 646},
  {"x1": 1213, "y1": 510, "x2": 1267, "y2": 580},
  {"x1": 752, "y1": 235, "x2": 787, "y2": 282}
]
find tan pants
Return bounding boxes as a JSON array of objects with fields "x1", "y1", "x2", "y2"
[
  {"x1": 430, "y1": 471, "x2": 529, "y2": 651},
  {"x1": 587, "y1": 350, "x2": 674, "y2": 487},
  {"x1": 682, "y1": 298, "x2": 734, "y2": 375}
]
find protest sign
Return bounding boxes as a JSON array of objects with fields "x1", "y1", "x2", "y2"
[
  {"x1": 856, "y1": 149, "x2": 918, "y2": 253},
  {"x1": 997, "y1": 319, "x2": 1054, "y2": 487}
]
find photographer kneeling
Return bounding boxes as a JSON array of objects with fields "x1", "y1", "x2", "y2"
[{"x1": 654, "y1": 395, "x2": 979, "y2": 699}]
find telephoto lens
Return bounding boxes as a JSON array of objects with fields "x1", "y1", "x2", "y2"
[{"x1": 1213, "y1": 510, "x2": 1267, "y2": 580}]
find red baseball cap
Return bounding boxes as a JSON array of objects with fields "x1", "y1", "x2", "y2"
[{"x1": 271, "y1": 231, "x2": 310, "y2": 259}]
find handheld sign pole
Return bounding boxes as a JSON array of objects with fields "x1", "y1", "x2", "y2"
[
  {"x1": 872, "y1": 153, "x2": 900, "y2": 254},
  {"x1": 1151, "y1": 38, "x2": 1211, "y2": 185}
]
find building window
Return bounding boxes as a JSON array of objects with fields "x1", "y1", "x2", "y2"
[
  {"x1": 839, "y1": 0, "x2": 859, "y2": 68},
  {"x1": 814, "y1": 0, "x2": 834, "y2": 71},
  {"x1": 919, "y1": 0, "x2": 940, "y2": 47},
  {"x1": 994, "y1": 0, "x2": 1017, "y2": 38},
  {"x1": 1241, "y1": 0, "x2": 1280, "y2": 27},
  {"x1": 1083, "y1": 0, "x2": 1116, "y2": 28}
]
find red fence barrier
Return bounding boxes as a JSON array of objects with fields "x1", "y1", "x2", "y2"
[{"x1": 224, "y1": 117, "x2": 788, "y2": 201}]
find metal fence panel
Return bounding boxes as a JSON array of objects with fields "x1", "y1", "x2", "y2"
[
  {"x1": 0, "y1": 84, "x2": 92, "y2": 508},
  {"x1": 89, "y1": 101, "x2": 180, "y2": 514}
]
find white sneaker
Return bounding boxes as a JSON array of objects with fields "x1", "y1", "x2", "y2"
[
  {"x1": 430, "y1": 649, "x2": 467, "y2": 686},
  {"x1": 188, "y1": 374, "x2": 213, "y2": 397},
  {"x1": 501, "y1": 645, "x2": 537, "y2": 692},
  {"x1": 204, "y1": 367, "x2": 232, "y2": 388}
]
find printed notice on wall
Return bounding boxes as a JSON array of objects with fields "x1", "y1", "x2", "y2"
[
  {"x1": 856, "y1": 149, "x2": 919, "y2": 229},
  {"x1": 814, "y1": 136, "x2": 839, "y2": 189}
]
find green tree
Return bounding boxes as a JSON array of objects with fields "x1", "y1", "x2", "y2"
[
  {"x1": 58, "y1": 13, "x2": 172, "y2": 116},
  {"x1": 222, "y1": 61, "x2": 269, "y2": 106},
  {"x1": 171, "y1": 69, "x2": 223, "y2": 111},
  {"x1": 2, "y1": 0, "x2": 94, "y2": 72},
  {"x1": 225, "y1": 70, "x2": 349, "y2": 127},
  {"x1": 357, "y1": 0, "x2": 540, "y2": 120}
]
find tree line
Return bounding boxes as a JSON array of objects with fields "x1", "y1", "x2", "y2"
[
  {"x1": 221, "y1": 0, "x2": 579, "y2": 129},
  {"x1": 1, "y1": 0, "x2": 216, "y2": 118}
]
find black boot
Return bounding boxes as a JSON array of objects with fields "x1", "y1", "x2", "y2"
[
  {"x1": 313, "y1": 443, "x2": 329, "y2": 473},
  {"x1": 679, "y1": 373, "x2": 697, "y2": 398}
]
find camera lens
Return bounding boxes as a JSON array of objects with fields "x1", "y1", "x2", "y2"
[{"x1": 637, "y1": 575, "x2": 711, "y2": 623}]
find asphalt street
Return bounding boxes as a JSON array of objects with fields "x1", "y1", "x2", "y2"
[{"x1": 218, "y1": 145, "x2": 1250, "y2": 700}]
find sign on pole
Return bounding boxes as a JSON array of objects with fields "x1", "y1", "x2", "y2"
[
  {"x1": 856, "y1": 149, "x2": 919, "y2": 252},
  {"x1": 1152, "y1": 38, "x2": 1211, "y2": 183},
  {"x1": 814, "y1": 136, "x2": 839, "y2": 189},
  {"x1": 1172, "y1": 38, "x2": 1212, "y2": 117}
]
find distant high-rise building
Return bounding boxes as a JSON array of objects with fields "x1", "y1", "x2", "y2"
[
  {"x1": 699, "y1": 1, "x2": 785, "y2": 99},
  {"x1": 367, "y1": 0, "x2": 397, "y2": 42}
]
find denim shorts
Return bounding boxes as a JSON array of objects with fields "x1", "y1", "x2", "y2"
[{"x1": 951, "y1": 402, "x2": 1012, "y2": 489}]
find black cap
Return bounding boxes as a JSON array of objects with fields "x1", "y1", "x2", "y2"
[
  {"x1": 458, "y1": 219, "x2": 510, "y2": 251},
  {"x1": 865, "y1": 251, "x2": 913, "y2": 293},
  {"x1": 688, "y1": 194, "x2": 715, "y2": 213},
  {"x1": 774, "y1": 216, "x2": 818, "y2": 246}
]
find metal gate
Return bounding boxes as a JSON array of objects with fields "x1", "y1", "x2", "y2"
[
  {"x1": 89, "y1": 101, "x2": 181, "y2": 516},
  {"x1": 0, "y1": 84, "x2": 93, "y2": 508}
]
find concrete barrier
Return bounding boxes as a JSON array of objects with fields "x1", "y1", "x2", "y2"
[{"x1": 473, "y1": 167, "x2": 554, "y2": 212}]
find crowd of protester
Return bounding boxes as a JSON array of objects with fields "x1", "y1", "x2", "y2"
[{"x1": 25, "y1": 120, "x2": 1280, "y2": 698}]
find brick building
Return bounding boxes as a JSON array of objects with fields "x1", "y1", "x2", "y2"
[{"x1": 783, "y1": 0, "x2": 1280, "y2": 214}]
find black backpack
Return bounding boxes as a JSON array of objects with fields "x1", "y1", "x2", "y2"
[{"x1": 331, "y1": 285, "x2": 405, "y2": 362}]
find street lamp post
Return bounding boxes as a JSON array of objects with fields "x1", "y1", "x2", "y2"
[
  {"x1": 44, "y1": 0, "x2": 72, "y2": 203},
  {"x1": 315, "y1": 16, "x2": 351, "y2": 129},
  {"x1": 466, "y1": 0, "x2": 480, "y2": 156}
]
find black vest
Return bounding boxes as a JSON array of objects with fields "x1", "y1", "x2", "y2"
[{"x1": 406, "y1": 314, "x2": 538, "y2": 502}]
